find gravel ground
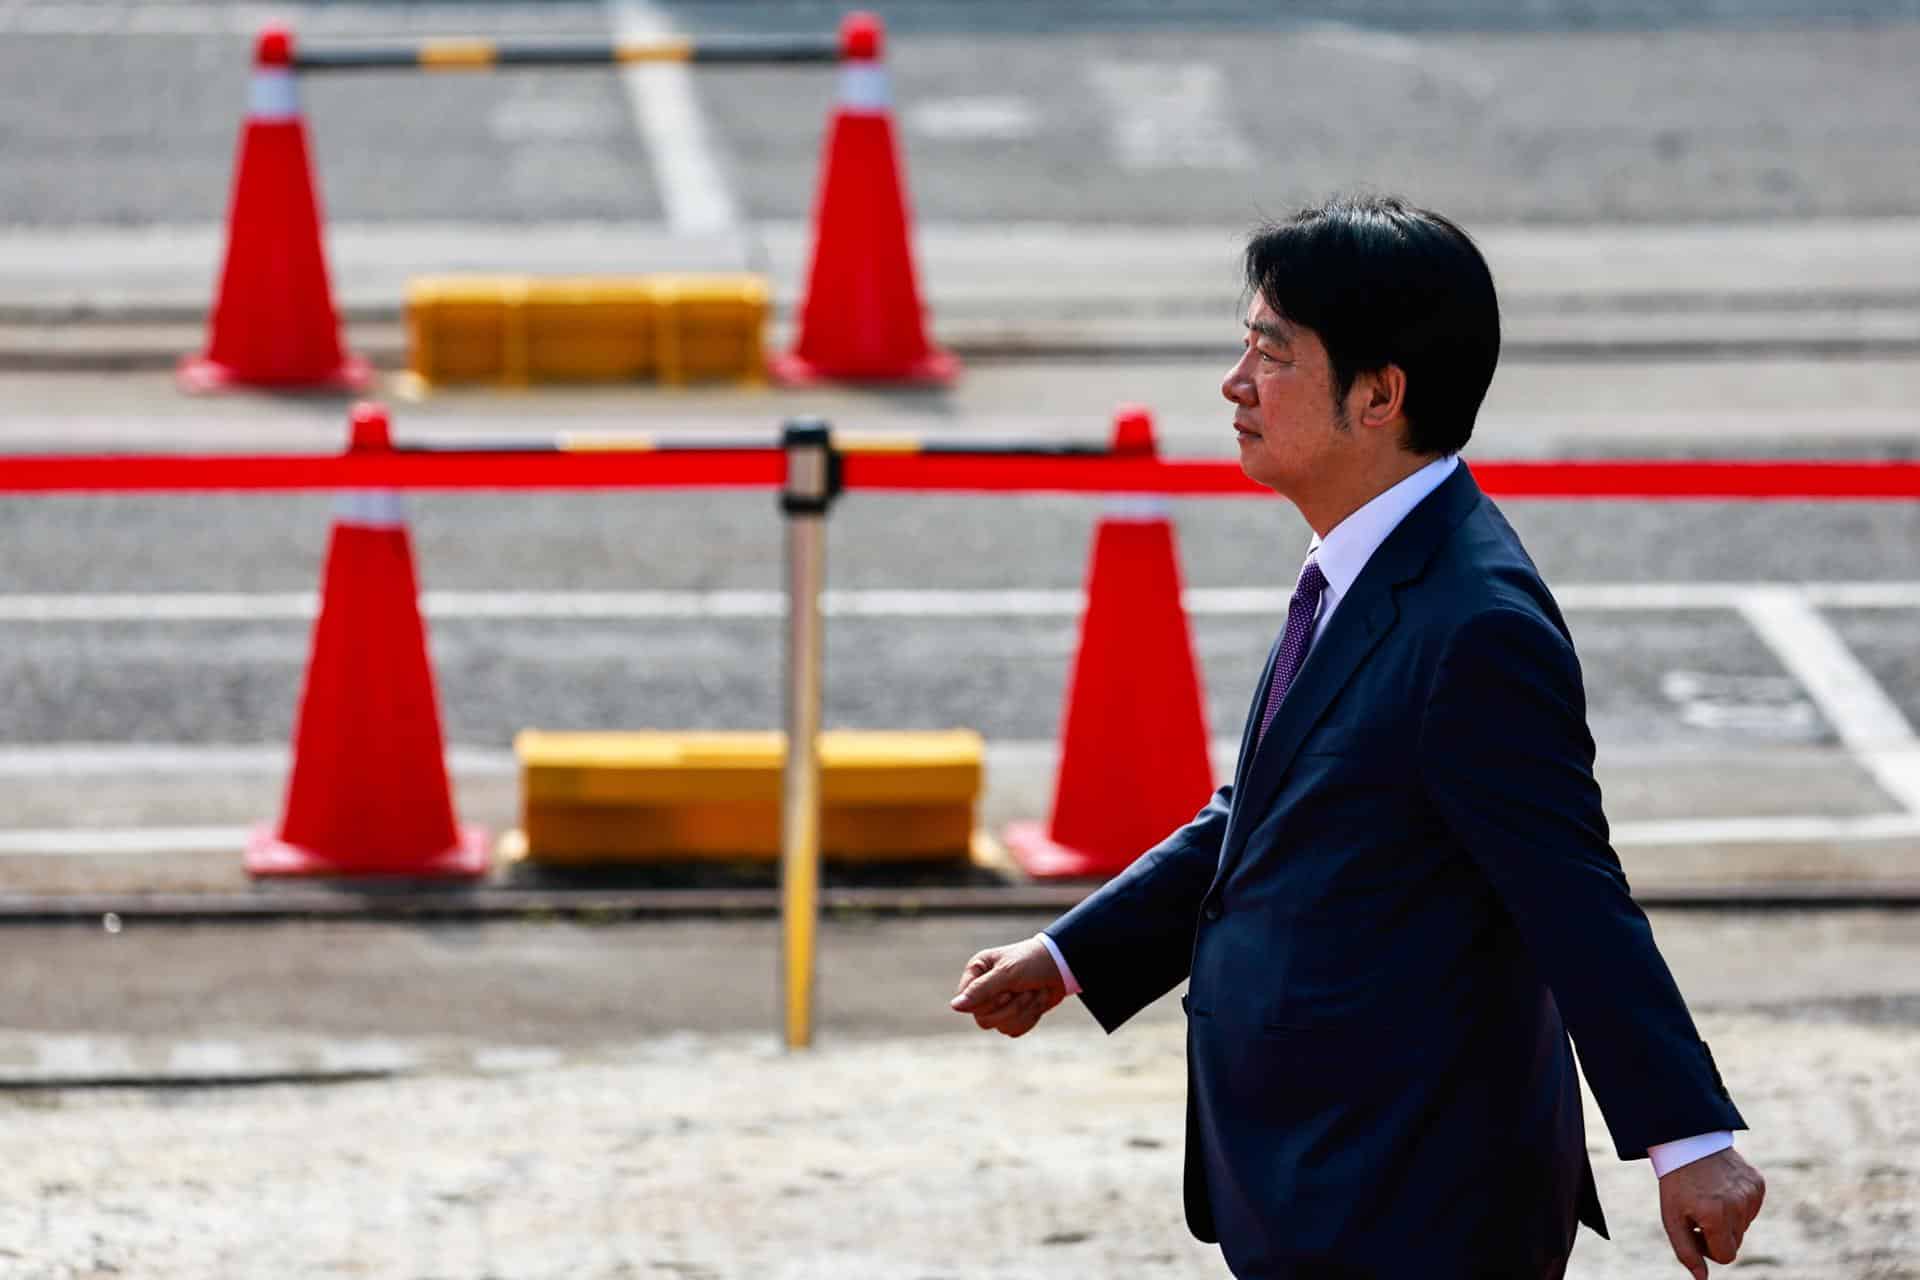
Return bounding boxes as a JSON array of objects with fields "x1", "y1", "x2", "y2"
[{"x1": 0, "y1": 1005, "x2": 1912, "y2": 1279}]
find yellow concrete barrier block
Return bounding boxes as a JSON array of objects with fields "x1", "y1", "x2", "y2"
[
  {"x1": 515, "y1": 729, "x2": 983, "y2": 864},
  {"x1": 524, "y1": 278, "x2": 657, "y2": 382},
  {"x1": 405, "y1": 274, "x2": 766, "y2": 388},
  {"x1": 652, "y1": 275, "x2": 768, "y2": 386},
  {"x1": 405, "y1": 276, "x2": 520, "y2": 384}
]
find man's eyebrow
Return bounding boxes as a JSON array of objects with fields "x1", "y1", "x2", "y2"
[{"x1": 1243, "y1": 318, "x2": 1291, "y2": 344}]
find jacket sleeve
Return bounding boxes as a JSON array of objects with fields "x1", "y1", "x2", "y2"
[
  {"x1": 1420, "y1": 606, "x2": 1746, "y2": 1159},
  {"x1": 1045, "y1": 783, "x2": 1231, "y2": 1033}
]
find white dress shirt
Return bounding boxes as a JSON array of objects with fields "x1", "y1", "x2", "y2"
[{"x1": 1040, "y1": 454, "x2": 1732, "y2": 1177}]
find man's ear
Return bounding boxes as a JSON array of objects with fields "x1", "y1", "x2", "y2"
[{"x1": 1353, "y1": 364, "x2": 1408, "y2": 432}]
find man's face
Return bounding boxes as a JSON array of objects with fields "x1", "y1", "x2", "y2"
[{"x1": 1221, "y1": 294, "x2": 1354, "y2": 497}]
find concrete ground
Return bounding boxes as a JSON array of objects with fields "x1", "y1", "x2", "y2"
[{"x1": 0, "y1": 910, "x2": 1915, "y2": 1279}]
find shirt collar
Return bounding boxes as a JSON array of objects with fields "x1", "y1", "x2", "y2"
[{"x1": 1306, "y1": 454, "x2": 1459, "y2": 597}]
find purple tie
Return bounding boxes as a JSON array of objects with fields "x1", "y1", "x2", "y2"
[{"x1": 1256, "y1": 555, "x2": 1328, "y2": 747}]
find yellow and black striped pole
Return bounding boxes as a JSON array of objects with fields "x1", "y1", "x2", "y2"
[{"x1": 290, "y1": 33, "x2": 838, "y2": 72}]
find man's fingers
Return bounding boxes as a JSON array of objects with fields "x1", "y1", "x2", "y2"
[
  {"x1": 1695, "y1": 1212, "x2": 1739, "y2": 1265},
  {"x1": 1662, "y1": 1211, "x2": 1708, "y2": 1280},
  {"x1": 953, "y1": 950, "x2": 997, "y2": 999},
  {"x1": 951, "y1": 954, "x2": 1009, "y2": 1011},
  {"x1": 973, "y1": 990, "x2": 1046, "y2": 1032},
  {"x1": 991, "y1": 992, "x2": 1050, "y2": 1038},
  {"x1": 969, "y1": 990, "x2": 1020, "y2": 1029},
  {"x1": 996, "y1": 1002, "x2": 1046, "y2": 1038}
]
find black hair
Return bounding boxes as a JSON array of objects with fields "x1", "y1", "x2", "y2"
[{"x1": 1243, "y1": 194, "x2": 1500, "y2": 456}]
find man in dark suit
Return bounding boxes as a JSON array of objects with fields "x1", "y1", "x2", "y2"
[{"x1": 951, "y1": 195, "x2": 1765, "y2": 1279}]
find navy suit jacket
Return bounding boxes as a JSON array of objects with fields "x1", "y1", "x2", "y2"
[{"x1": 1049, "y1": 464, "x2": 1746, "y2": 1278}]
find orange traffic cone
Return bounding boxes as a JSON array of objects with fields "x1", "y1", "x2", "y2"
[
  {"x1": 1005, "y1": 407, "x2": 1214, "y2": 880},
  {"x1": 769, "y1": 11, "x2": 958, "y2": 385},
  {"x1": 247, "y1": 403, "x2": 486, "y2": 879},
  {"x1": 179, "y1": 25, "x2": 371, "y2": 394}
]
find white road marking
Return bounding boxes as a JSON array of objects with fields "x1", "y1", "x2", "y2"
[
  {"x1": 906, "y1": 97, "x2": 1041, "y2": 141},
  {"x1": 0, "y1": 744, "x2": 514, "y2": 776},
  {"x1": 1611, "y1": 813, "x2": 1920, "y2": 846},
  {"x1": 0, "y1": 582, "x2": 1917, "y2": 623},
  {"x1": 1738, "y1": 588, "x2": 1920, "y2": 816},
  {"x1": 0, "y1": 592, "x2": 317, "y2": 622},
  {"x1": 1088, "y1": 62, "x2": 1255, "y2": 172},
  {"x1": 489, "y1": 94, "x2": 624, "y2": 144},
  {"x1": 607, "y1": 0, "x2": 740, "y2": 235},
  {"x1": 1659, "y1": 670, "x2": 1819, "y2": 739},
  {"x1": 0, "y1": 826, "x2": 249, "y2": 856}
]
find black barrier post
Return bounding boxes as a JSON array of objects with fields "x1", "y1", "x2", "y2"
[{"x1": 778, "y1": 418, "x2": 842, "y2": 1050}]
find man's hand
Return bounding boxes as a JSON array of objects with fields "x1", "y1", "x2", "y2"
[
  {"x1": 1658, "y1": 1147, "x2": 1766, "y2": 1279},
  {"x1": 949, "y1": 936, "x2": 1068, "y2": 1038}
]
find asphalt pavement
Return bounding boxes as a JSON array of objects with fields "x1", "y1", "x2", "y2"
[
  {"x1": 7, "y1": 1, "x2": 1920, "y2": 228},
  {"x1": 0, "y1": 3, "x2": 1911, "y2": 933}
]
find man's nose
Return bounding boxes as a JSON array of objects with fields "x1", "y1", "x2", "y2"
[{"x1": 1222, "y1": 352, "x2": 1255, "y2": 406}]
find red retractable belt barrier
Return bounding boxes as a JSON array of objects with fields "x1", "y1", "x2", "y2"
[
  {"x1": 837, "y1": 456, "x2": 1920, "y2": 499},
  {"x1": 5, "y1": 452, "x2": 1919, "y2": 498},
  {"x1": 0, "y1": 450, "x2": 786, "y2": 493}
]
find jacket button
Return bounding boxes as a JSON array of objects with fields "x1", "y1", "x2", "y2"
[{"x1": 1203, "y1": 904, "x2": 1222, "y2": 921}]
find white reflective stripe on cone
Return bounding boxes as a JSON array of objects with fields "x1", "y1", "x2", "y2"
[
  {"x1": 1102, "y1": 497, "x2": 1171, "y2": 522},
  {"x1": 838, "y1": 64, "x2": 890, "y2": 113},
  {"x1": 334, "y1": 490, "x2": 407, "y2": 529},
  {"x1": 248, "y1": 69, "x2": 300, "y2": 120}
]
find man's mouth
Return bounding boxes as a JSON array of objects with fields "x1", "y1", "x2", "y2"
[{"x1": 1234, "y1": 421, "x2": 1261, "y2": 440}]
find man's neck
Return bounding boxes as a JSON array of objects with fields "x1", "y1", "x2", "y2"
[{"x1": 1296, "y1": 451, "x2": 1442, "y2": 538}]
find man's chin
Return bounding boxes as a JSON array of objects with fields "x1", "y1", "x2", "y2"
[{"x1": 1237, "y1": 454, "x2": 1291, "y2": 497}]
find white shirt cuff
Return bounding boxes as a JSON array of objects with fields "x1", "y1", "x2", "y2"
[
  {"x1": 1647, "y1": 1131, "x2": 1734, "y2": 1177},
  {"x1": 1037, "y1": 932, "x2": 1081, "y2": 996}
]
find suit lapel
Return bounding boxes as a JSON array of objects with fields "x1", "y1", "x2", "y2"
[
  {"x1": 1228, "y1": 632, "x2": 1283, "y2": 800},
  {"x1": 1216, "y1": 583, "x2": 1399, "y2": 875},
  {"x1": 1214, "y1": 463, "x2": 1485, "y2": 878}
]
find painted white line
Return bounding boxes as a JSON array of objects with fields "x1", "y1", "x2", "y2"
[
  {"x1": 1, "y1": 582, "x2": 1918, "y2": 623},
  {"x1": 0, "y1": 593, "x2": 317, "y2": 622},
  {"x1": 827, "y1": 589, "x2": 1080, "y2": 617},
  {"x1": 1554, "y1": 583, "x2": 1753, "y2": 611},
  {"x1": 1612, "y1": 813, "x2": 1920, "y2": 846},
  {"x1": 1738, "y1": 588, "x2": 1920, "y2": 816},
  {"x1": 0, "y1": 744, "x2": 515, "y2": 777},
  {"x1": 1805, "y1": 581, "x2": 1920, "y2": 609},
  {"x1": 0, "y1": 826, "x2": 248, "y2": 856},
  {"x1": 607, "y1": 0, "x2": 740, "y2": 235},
  {"x1": 431, "y1": 589, "x2": 789, "y2": 619},
  {"x1": 906, "y1": 96, "x2": 1040, "y2": 142}
]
